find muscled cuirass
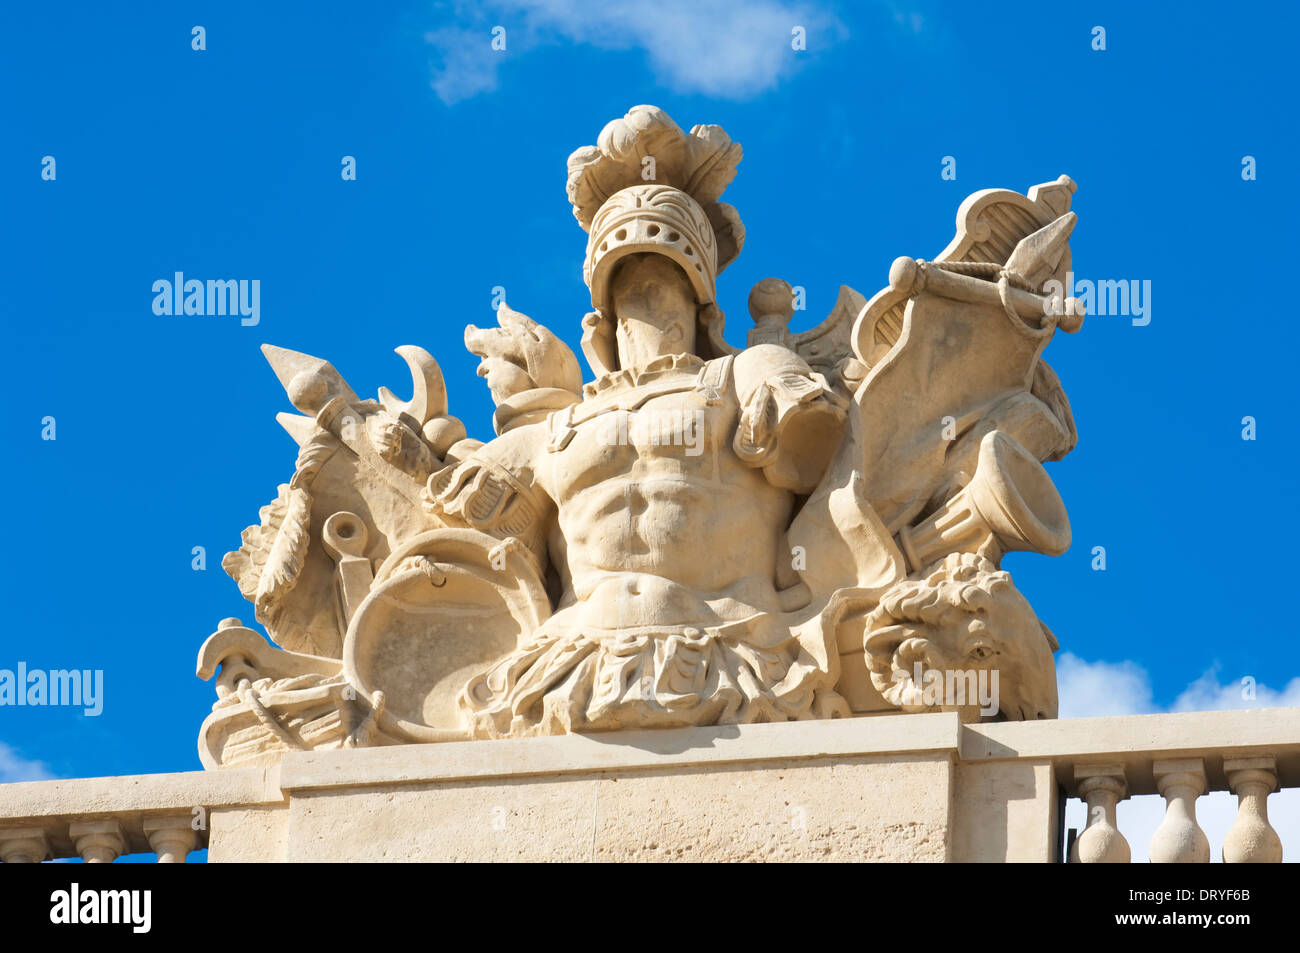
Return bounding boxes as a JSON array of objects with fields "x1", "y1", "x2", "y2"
[{"x1": 541, "y1": 353, "x2": 793, "y2": 603}]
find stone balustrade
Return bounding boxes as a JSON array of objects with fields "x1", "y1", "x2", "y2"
[
  {"x1": 962, "y1": 708, "x2": 1297, "y2": 863},
  {"x1": 0, "y1": 768, "x2": 272, "y2": 863},
  {"x1": 1, "y1": 708, "x2": 1296, "y2": 862},
  {"x1": 1066, "y1": 755, "x2": 1286, "y2": 863},
  {"x1": 1067, "y1": 755, "x2": 1287, "y2": 863}
]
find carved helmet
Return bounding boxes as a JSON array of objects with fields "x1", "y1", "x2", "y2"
[
  {"x1": 584, "y1": 184, "x2": 718, "y2": 312},
  {"x1": 568, "y1": 106, "x2": 746, "y2": 374}
]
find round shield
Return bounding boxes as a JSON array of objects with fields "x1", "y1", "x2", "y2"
[{"x1": 342, "y1": 528, "x2": 550, "y2": 743}]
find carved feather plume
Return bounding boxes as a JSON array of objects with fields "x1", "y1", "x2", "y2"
[
  {"x1": 566, "y1": 105, "x2": 745, "y2": 270},
  {"x1": 253, "y1": 484, "x2": 311, "y2": 615},
  {"x1": 222, "y1": 482, "x2": 312, "y2": 612}
]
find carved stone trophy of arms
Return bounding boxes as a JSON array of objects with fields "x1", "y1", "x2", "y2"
[{"x1": 197, "y1": 105, "x2": 1086, "y2": 768}]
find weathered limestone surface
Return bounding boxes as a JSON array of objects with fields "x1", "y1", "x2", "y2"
[
  {"x1": 953, "y1": 760, "x2": 1056, "y2": 862},
  {"x1": 208, "y1": 806, "x2": 290, "y2": 863},
  {"x1": 218, "y1": 715, "x2": 964, "y2": 862},
  {"x1": 281, "y1": 755, "x2": 952, "y2": 862}
]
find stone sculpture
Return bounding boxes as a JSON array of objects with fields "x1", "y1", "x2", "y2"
[{"x1": 199, "y1": 105, "x2": 1085, "y2": 768}]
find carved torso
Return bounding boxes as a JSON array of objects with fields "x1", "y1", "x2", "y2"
[{"x1": 542, "y1": 354, "x2": 793, "y2": 623}]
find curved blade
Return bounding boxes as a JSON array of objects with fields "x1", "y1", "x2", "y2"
[{"x1": 378, "y1": 345, "x2": 447, "y2": 425}]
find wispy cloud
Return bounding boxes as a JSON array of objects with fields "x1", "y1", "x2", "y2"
[
  {"x1": 0, "y1": 741, "x2": 54, "y2": 783},
  {"x1": 885, "y1": 3, "x2": 925, "y2": 36},
  {"x1": 1056, "y1": 652, "x2": 1158, "y2": 719},
  {"x1": 1058, "y1": 656, "x2": 1300, "y2": 861},
  {"x1": 425, "y1": 0, "x2": 845, "y2": 104},
  {"x1": 1170, "y1": 666, "x2": 1300, "y2": 712},
  {"x1": 1058, "y1": 653, "x2": 1300, "y2": 719}
]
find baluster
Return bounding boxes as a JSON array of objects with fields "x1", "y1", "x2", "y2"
[
  {"x1": 1150, "y1": 758, "x2": 1209, "y2": 863},
  {"x1": 1223, "y1": 756, "x2": 1282, "y2": 863},
  {"x1": 0, "y1": 827, "x2": 50, "y2": 863},
  {"x1": 69, "y1": 819, "x2": 126, "y2": 863},
  {"x1": 1069, "y1": 762, "x2": 1130, "y2": 863},
  {"x1": 143, "y1": 816, "x2": 198, "y2": 863}
]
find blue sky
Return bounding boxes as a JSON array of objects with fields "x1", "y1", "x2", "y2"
[{"x1": 2, "y1": 0, "x2": 1297, "y2": 818}]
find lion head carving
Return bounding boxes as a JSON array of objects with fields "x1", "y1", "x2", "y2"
[{"x1": 862, "y1": 552, "x2": 1058, "y2": 721}]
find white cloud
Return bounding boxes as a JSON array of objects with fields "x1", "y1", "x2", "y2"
[
  {"x1": 1170, "y1": 668, "x2": 1300, "y2": 712},
  {"x1": 0, "y1": 741, "x2": 54, "y2": 783},
  {"x1": 425, "y1": 0, "x2": 845, "y2": 104},
  {"x1": 1059, "y1": 653, "x2": 1300, "y2": 719},
  {"x1": 1058, "y1": 656, "x2": 1300, "y2": 861},
  {"x1": 426, "y1": 23, "x2": 507, "y2": 104},
  {"x1": 1056, "y1": 651, "x2": 1157, "y2": 719}
]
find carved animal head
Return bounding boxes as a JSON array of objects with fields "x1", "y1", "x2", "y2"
[{"x1": 863, "y1": 552, "x2": 1058, "y2": 720}]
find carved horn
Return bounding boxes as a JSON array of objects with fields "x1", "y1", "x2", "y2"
[
  {"x1": 377, "y1": 346, "x2": 448, "y2": 426},
  {"x1": 896, "y1": 430, "x2": 1070, "y2": 572}
]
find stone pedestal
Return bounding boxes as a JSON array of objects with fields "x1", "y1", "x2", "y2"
[{"x1": 208, "y1": 713, "x2": 1059, "y2": 862}]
